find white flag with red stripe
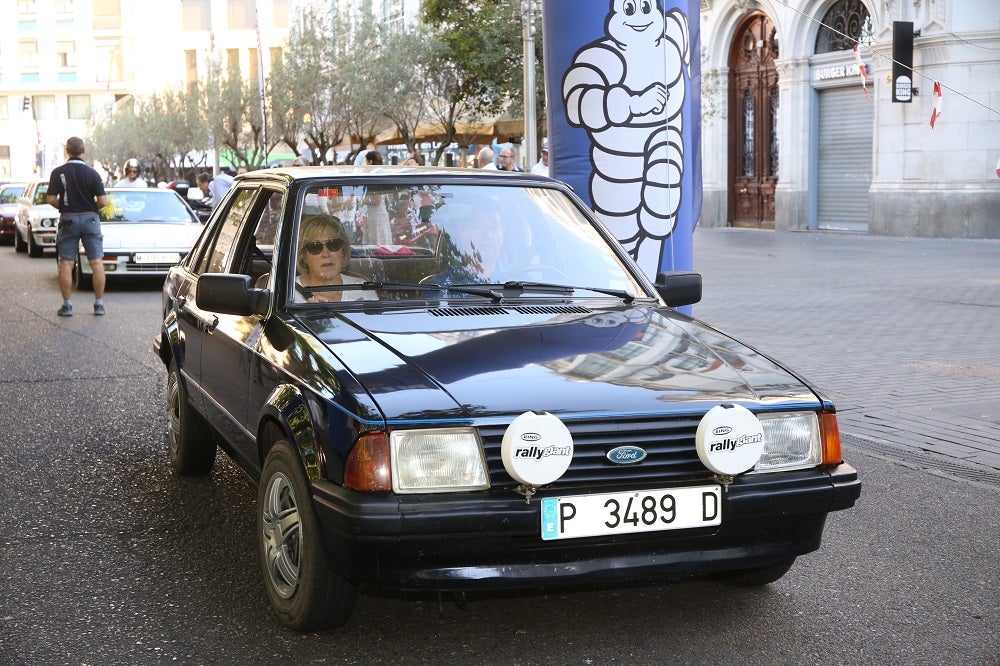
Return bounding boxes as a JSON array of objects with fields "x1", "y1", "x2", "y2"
[
  {"x1": 930, "y1": 81, "x2": 943, "y2": 128},
  {"x1": 853, "y1": 45, "x2": 871, "y2": 101}
]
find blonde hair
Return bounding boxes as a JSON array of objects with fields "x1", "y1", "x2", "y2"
[{"x1": 297, "y1": 215, "x2": 350, "y2": 274}]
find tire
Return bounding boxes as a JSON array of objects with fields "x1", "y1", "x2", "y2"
[
  {"x1": 165, "y1": 362, "x2": 216, "y2": 476},
  {"x1": 76, "y1": 259, "x2": 92, "y2": 290},
  {"x1": 14, "y1": 227, "x2": 26, "y2": 253},
  {"x1": 28, "y1": 229, "x2": 42, "y2": 257},
  {"x1": 258, "y1": 440, "x2": 358, "y2": 631},
  {"x1": 717, "y1": 557, "x2": 796, "y2": 588}
]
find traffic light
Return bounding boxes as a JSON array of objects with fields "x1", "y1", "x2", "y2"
[{"x1": 21, "y1": 96, "x2": 30, "y2": 111}]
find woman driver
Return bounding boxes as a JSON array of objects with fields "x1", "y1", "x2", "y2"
[{"x1": 295, "y1": 214, "x2": 368, "y2": 302}]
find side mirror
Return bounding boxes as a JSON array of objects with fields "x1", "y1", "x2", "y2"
[
  {"x1": 654, "y1": 271, "x2": 702, "y2": 307},
  {"x1": 196, "y1": 273, "x2": 268, "y2": 316}
]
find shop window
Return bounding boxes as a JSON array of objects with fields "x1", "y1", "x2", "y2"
[{"x1": 815, "y1": 0, "x2": 873, "y2": 54}]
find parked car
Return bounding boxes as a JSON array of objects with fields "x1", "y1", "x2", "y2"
[
  {"x1": 75, "y1": 187, "x2": 205, "y2": 288},
  {"x1": 154, "y1": 166, "x2": 860, "y2": 630},
  {"x1": 0, "y1": 181, "x2": 27, "y2": 244},
  {"x1": 15, "y1": 180, "x2": 59, "y2": 257}
]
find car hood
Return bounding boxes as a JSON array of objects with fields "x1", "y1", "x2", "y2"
[
  {"x1": 296, "y1": 303, "x2": 820, "y2": 422},
  {"x1": 101, "y1": 222, "x2": 203, "y2": 250},
  {"x1": 0, "y1": 203, "x2": 18, "y2": 216}
]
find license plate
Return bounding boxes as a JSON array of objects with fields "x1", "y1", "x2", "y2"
[
  {"x1": 134, "y1": 252, "x2": 180, "y2": 264},
  {"x1": 540, "y1": 485, "x2": 721, "y2": 541}
]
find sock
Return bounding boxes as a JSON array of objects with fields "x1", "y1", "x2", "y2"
[
  {"x1": 94, "y1": 298, "x2": 104, "y2": 306},
  {"x1": 64, "y1": 299, "x2": 72, "y2": 308}
]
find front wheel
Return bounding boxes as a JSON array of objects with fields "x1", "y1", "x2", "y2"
[
  {"x1": 165, "y1": 362, "x2": 216, "y2": 475},
  {"x1": 14, "y1": 227, "x2": 27, "y2": 253},
  {"x1": 75, "y1": 259, "x2": 91, "y2": 290},
  {"x1": 27, "y1": 229, "x2": 43, "y2": 257},
  {"x1": 258, "y1": 441, "x2": 358, "y2": 630},
  {"x1": 716, "y1": 557, "x2": 796, "y2": 587}
]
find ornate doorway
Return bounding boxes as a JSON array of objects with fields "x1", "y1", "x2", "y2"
[{"x1": 728, "y1": 13, "x2": 779, "y2": 228}]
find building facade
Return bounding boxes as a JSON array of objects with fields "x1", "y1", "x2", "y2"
[
  {"x1": 0, "y1": 0, "x2": 296, "y2": 178},
  {"x1": 699, "y1": 0, "x2": 1000, "y2": 238}
]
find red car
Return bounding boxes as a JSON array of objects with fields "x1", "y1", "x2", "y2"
[{"x1": 0, "y1": 182, "x2": 27, "y2": 245}]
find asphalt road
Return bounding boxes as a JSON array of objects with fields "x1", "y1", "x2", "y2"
[{"x1": 0, "y1": 237, "x2": 996, "y2": 665}]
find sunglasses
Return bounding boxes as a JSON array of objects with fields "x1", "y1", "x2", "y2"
[{"x1": 304, "y1": 237, "x2": 345, "y2": 255}]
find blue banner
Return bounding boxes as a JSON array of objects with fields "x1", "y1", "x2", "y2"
[{"x1": 543, "y1": 0, "x2": 702, "y2": 278}]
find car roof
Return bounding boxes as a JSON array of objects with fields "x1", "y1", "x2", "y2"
[{"x1": 234, "y1": 165, "x2": 556, "y2": 186}]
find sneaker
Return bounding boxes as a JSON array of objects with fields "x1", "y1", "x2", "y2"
[
  {"x1": 93, "y1": 303, "x2": 106, "y2": 316},
  {"x1": 57, "y1": 305, "x2": 73, "y2": 317}
]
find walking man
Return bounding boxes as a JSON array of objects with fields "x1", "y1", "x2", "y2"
[{"x1": 47, "y1": 136, "x2": 109, "y2": 316}]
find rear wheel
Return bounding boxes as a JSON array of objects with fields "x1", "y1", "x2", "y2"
[
  {"x1": 716, "y1": 557, "x2": 796, "y2": 587},
  {"x1": 165, "y1": 362, "x2": 216, "y2": 475},
  {"x1": 258, "y1": 440, "x2": 358, "y2": 630}
]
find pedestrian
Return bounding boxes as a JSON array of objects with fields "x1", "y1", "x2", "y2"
[
  {"x1": 114, "y1": 158, "x2": 147, "y2": 187},
  {"x1": 497, "y1": 147, "x2": 523, "y2": 172},
  {"x1": 478, "y1": 147, "x2": 496, "y2": 170},
  {"x1": 46, "y1": 136, "x2": 109, "y2": 316},
  {"x1": 531, "y1": 140, "x2": 550, "y2": 177},
  {"x1": 196, "y1": 170, "x2": 235, "y2": 208}
]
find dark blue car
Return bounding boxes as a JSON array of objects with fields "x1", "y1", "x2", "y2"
[{"x1": 155, "y1": 166, "x2": 860, "y2": 630}]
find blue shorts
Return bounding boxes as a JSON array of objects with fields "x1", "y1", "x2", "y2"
[{"x1": 56, "y1": 212, "x2": 103, "y2": 262}]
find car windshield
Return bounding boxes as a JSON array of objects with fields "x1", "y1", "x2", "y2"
[
  {"x1": 0, "y1": 186, "x2": 25, "y2": 203},
  {"x1": 289, "y1": 181, "x2": 646, "y2": 304},
  {"x1": 100, "y1": 191, "x2": 196, "y2": 224}
]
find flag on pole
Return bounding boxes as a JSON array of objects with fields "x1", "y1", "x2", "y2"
[
  {"x1": 930, "y1": 81, "x2": 943, "y2": 129},
  {"x1": 853, "y1": 45, "x2": 871, "y2": 101}
]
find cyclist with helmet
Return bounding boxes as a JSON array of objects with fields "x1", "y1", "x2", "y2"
[{"x1": 114, "y1": 158, "x2": 147, "y2": 187}]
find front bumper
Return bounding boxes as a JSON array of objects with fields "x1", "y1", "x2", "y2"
[{"x1": 312, "y1": 463, "x2": 861, "y2": 591}]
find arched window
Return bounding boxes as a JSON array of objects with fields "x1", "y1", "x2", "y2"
[{"x1": 815, "y1": 0, "x2": 873, "y2": 54}]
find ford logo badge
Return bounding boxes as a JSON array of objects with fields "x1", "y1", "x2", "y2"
[
  {"x1": 520, "y1": 432, "x2": 541, "y2": 442},
  {"x1": 712, "y1": 426, "x2": 732, "y2": 436},
  {"x1": 606, "y1": 446, "x2": 647, "y2": 464}
]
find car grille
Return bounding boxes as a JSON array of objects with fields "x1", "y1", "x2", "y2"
[{"x1": 478, "y1": 415, "x2": 708, "y2": 490}]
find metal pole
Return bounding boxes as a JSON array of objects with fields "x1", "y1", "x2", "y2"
[{"x1": 521, "y1": 0, "x2": 537, "y2": 171}]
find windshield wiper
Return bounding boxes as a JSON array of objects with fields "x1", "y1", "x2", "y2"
[
  {"x1": 303, "y1": 281, "x2": 636, "y2": 303},
  {"x1": 497, "y1": 281, "x2": 636, "y2": 303}
]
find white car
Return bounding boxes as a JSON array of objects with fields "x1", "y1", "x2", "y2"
[
  {"x1": 76, "y1": 188, "x2": 205, "y2": 288},
  {"x1": 15, "y1": 180, "x2": 59, "y2": 257}
]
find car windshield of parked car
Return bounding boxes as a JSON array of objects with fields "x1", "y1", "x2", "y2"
[
  {"x1": 291, "y1": 182, "x2": 646, "y2": 303},
  {"x1": 99, "y1": 191, "x2": 196, "y2": 224},
  {"x1": 0, "y1": 185, "x2": 25, "y2": 203}
]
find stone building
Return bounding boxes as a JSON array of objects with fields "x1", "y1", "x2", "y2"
[{"x1": 699, "y1": 0, "x2": 999, "y2": 238}]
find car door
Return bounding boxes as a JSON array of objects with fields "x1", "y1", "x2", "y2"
[{"x1": 195, "y1": 186, "x2": 285, "y2": 470}]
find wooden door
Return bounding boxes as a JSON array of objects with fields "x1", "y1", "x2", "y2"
[{"x1": 728, "y1": 13, "x2": 779, "y2": 229}]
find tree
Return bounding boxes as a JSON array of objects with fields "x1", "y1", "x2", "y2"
[{"x1": 272, "y1": 6, "x2": 349, "y2": 165}]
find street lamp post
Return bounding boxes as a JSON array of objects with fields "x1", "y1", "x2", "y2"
[{"x1": 520, "y1": 0, "x2": 539, "y2": 171}]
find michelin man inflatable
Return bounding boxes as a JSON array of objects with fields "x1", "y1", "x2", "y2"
[{"x1": 557, "y1": 0, "x2": 692, "y2": 275}]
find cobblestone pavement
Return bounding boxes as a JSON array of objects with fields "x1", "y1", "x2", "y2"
[{"x1": 691, "y1": 228, "x2": 1000, "y2": 480}]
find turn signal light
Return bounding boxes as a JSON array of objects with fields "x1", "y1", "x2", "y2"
[
  {"x1": 344, "y1": 431, "x2": 392, "y2": 491},
  {"x1": 819, "y1": 412, "x2": 843, "y2": 465}
]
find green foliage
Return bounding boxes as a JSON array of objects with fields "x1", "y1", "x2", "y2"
[{"x1": 85, "y1": 1, "x2": 542, "y2": 173}]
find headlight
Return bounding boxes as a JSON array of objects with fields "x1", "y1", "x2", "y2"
[
  {"x1": 390, "y1": 428, "x2": 490, "y2": 493},
  {"x1": 752, "y1": 411, "x2": 823, "y2": 473},
  {"x1": 42, "y1": 217, "x2": 58, "y2": 228}
]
